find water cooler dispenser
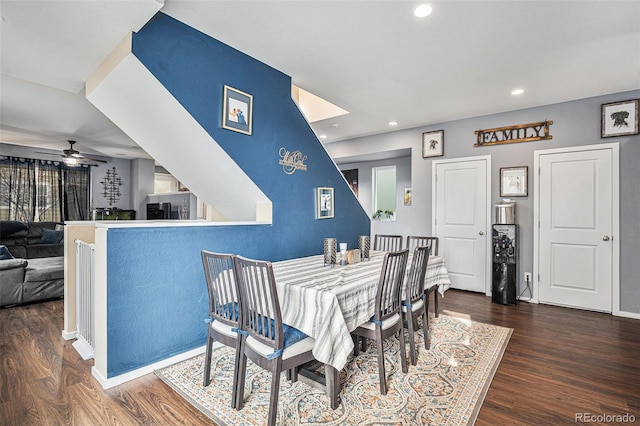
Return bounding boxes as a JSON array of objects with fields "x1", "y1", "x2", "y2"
[{"x1": 492, "y1": 201, "x2": 517, "y2": 305}]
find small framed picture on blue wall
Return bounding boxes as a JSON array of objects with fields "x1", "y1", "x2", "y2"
[
  {"x1": 222, "y1": 85, "x2": 253, "y2": 135},
  {"x1": 316, "y1": 187, "x2": 334, "y2": 219}
]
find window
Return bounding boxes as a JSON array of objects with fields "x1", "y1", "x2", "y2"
[
  {"x1": 372, "y1": 166, "x2": 396, "y2": 220},
  {"x1": 154, "y1": 173, "x2": 179, "y2": 194}
]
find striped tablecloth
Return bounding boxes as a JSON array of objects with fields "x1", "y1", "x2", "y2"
[{"x1": 272, "y1": 251, "x2": 451, "y2": 370}]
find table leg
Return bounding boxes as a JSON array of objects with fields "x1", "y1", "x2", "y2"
[{"x1": 325, "y1": 364, "x2": 340, "y2": 409}]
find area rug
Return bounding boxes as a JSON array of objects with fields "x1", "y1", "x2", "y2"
[{"x1": 156, "y1": 312, "x2": 512, "y2": 425}]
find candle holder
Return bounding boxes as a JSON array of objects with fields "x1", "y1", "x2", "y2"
[
  {"x1": 358, "y1": 235, "x2": 370, "y2": 260},
  {"x1": 324, "y1": 238, "x2": 337, "y2": 266}
]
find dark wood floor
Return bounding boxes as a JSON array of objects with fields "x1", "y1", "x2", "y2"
[{"x1": 1, "y1": 290, "x2": 639, "y2": 425}]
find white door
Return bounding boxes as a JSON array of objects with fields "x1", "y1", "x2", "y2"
[
  {"x1": 537, "y1": 146, "x2": 616, "y2": 312},
  {"x1": 433, "y1": 157, "x2": 490, "y2": 293}
]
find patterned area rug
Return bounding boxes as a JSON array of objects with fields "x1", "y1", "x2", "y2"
[{"x1": 156, "y1": 312, "x2": 512, "y2": 425}]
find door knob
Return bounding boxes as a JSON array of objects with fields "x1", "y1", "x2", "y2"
[
  {"x1": 479, "y1": 231, "x2": 484, "y2": 236},
  {"x1": 603, "y1": 235, "x2": 610, "y2": 241}
]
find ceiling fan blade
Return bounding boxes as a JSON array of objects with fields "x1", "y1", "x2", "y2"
[{"x1": 85, "y1": 157, "x2": 108, "y2": 163}]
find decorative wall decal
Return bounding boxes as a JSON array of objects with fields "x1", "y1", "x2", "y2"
[
  {"x1": 601, "y1": 99, "x2": 639, "y2": 138},
  {"x1": 474, "y1": 120, "x2": 553, "y2": 147},
  {"x1": 278, "y1": 147, "x2": 308, "y2": 174},
  {"x1": 422, "y1": 130, "x2": 444, "y2": 158},
  {"x1": 222, "y1": 85, "x2": 253, "y2": 135},
  {"x1": 100, "y1": 166, "x2": 123, "y2": 206}
]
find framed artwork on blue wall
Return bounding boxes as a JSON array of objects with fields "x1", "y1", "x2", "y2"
[
  {"x1": 316, "y1": 187, "x2": 334, "y2": 219},
  {"x1": 222, "y1": 85, "x2": 253, "y2": 135}
]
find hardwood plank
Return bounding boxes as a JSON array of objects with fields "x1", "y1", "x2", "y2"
[{"x1": 1, "y1": 291, "x2": 639, "y2": 425}]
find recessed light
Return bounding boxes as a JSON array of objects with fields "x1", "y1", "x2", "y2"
[
  {"x1": 414, "y1": 4, "x2": 433, "y2": 18},
  {"x1": 389, "y1": 121, "x2": 398, "y2": 126},
  {"x1": 511, "y1": 88, "x2": 525, "y2": 96},
  {"x1": 319, "y1": 134, "x2": 327, "y2": 139}
]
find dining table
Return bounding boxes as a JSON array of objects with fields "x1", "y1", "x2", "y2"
[{"x1": 271, "y1": 250, "x2": 451, "y2": 408}]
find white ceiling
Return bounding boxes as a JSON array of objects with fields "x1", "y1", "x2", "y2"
[{"x1": 1, "y1": 1, "x2": 639, "y2": 160}]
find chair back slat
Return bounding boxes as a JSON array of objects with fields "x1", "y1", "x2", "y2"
[
  {"x1": 374, "y1": 234, "x2": 403, "y2": 252},
  {"x1": 201, "y1": 251, "x2": 239, "y2": 327},
  {"x1": 234, "y1": 255, "x2": 283, "y2": 350},
  {"x1": 375, "y1": 249, "x2": 409, "y2": 322},
  {"x1": 406, "y1": 235, "x2": 439, "y2": 255},
  {"x1": 406, "y1": 246, "x2": 430, "y2": 303}
]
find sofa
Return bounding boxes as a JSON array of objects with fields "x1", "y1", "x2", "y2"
[{"x1": 0, "y1": 221, "x2": 65, "y2": 308}]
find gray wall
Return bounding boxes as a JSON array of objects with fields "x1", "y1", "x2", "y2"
[{"x1": 329, "y1": 90, "x2": 640, "y2": 314}]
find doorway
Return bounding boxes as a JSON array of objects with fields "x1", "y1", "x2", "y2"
[
  {"x1": 432, "y1": 156, "x2": 491, "y2": 294},
  {"x1": 534, "y1": 143, "x2": 619, "y2": 313}
]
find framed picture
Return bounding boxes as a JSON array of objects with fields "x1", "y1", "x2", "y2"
[
  {"x1": 316, "y1": 187, "x2": 334, "y2": 219},
  {"x1": 222, "y1": 85, "x2": 253, "y2": 135},
  {"x1": 601, "y1": 99, "x2": 639, "y2": 138},
  {"x1": 422, "y1": 130, "x2": 444, "y2": 158},
  {"x1": 404, "y1": 187, "x2": 412, "y2": 206},
  {"x1": 500, "y1": 166, "x2": 528, "y2": 197}
]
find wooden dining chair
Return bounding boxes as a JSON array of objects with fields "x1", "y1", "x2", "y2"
[
  {"x1": 406, "y1": 236, "x2": 441, "y2": 318},
  {"x1": 201, "y1": 250, "x2": 242, "y2": 408},
  {"x1": 352, "y1": 249, "x2": 409, "y2": 395},
  {"x1": 373, "y1": 234, "x2": 403, "y2": 252},
  {"x1": 402, "y1": 246, "x2": 431, "y2": 365},
  {"x1": 406, "y1": 235, "x2": 439, "y2": 255},
  {"x1": 233, "y1": 255, "x2": 316, "y2": 426}
]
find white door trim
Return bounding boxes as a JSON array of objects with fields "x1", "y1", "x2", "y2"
[
  {"x1": 432, "y1": 155, "x2": 492, "y2": 295},
  {"x1": 533, "y1": 143, "x2": 619, "y2": 314}
]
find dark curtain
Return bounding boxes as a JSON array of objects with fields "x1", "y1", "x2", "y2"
[
  {"x1": 64, "y1": 166, "x2": 91, "y2": 220},
  {"x1": 0, "y1": 157, "x2": 36, "y2": 221},
  {"x1": 0, "y1": 156, "x2": 91, "y2": 222},
  {"x1": 34, "y1": 160, "x2": 62, "y2": 222}
]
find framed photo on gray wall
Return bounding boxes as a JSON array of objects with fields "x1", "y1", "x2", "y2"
[
  {"x1": 500, "y1": 166, "x2": 528, "y2": 197},
  {"x1": 222, "y1": 85, "x2": 253, "y2": 135},
  {"x1": 422, "y1": 130, "x2": 444, "y2": 158},
  {"x1": 601, "y1": 99, "x2": 639, "y2": 138}
]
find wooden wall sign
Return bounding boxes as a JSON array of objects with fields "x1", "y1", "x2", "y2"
[{"x1": 474, "y1": 120, "x2": 553, "y2": 147}]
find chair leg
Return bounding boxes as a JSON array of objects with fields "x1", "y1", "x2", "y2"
[
  {"x1": 434, "y1": 289, "x2": 439, "y2": 317},
  {"x1": 397, "y1": 326, "x2": 408, "y2": 374},
  {"x1": 422, "y1": 307, "x2": 430, "y2": 350},
  {"x1": 235, "y1": 342, "x2": 248, "y2": 410},
  {"x1": 407, "y1": 311, "x2": 417, "y2": 365},
  {"x1": 267, "y1": 362, "x2": 282, "y2": 426},
  {"x1": 231, "y1": 337, "x2": 242, "y2": 409},
  {"x1": 375, "y1": 332, "x2": 387, "y2": 395},
  {"x1": 353, "y1": 334, "x2": 360, "y2": 356},
  {"x1": 289, "y1": 367, "x2": 299, "y2": 383},
  {"x1": 203, "y1": 331, "x2": 213, "y2": 387}
]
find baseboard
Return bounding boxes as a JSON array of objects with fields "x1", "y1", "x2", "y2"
[
  {"x1": 72, "y1": 338, "x2": 94, "y2": 360},
  {"x1": 61, "y1": 330, "x2": 77, "y2": 340},
  {"x1": 614, "y1": 310, "x2": 640, "y2": 320},
  {"x1": 92, "y1": 345, "x2": 208, "y2": 389}
]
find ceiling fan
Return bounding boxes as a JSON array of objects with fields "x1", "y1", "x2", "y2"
[{"x1": 38, "y1": 140, "x2": 108, "y2": 166}]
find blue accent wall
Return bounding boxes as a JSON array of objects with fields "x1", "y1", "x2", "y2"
[{"x1": 105, "y1": 13, "x2": 370, "y2": 377}]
